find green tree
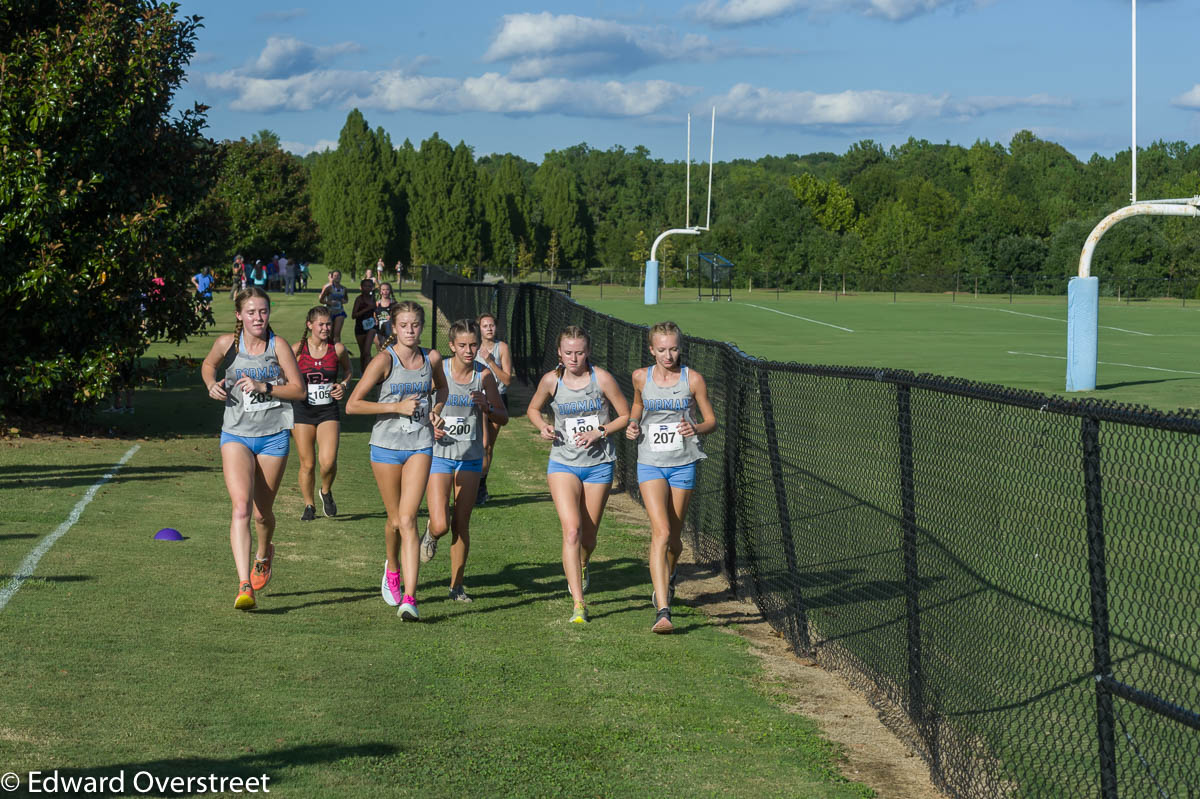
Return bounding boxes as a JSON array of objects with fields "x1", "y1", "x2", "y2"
[
  {"x1": 533, "y1": 154, "x2": 590, "y2": 273},
  {"x1": 408, "y1": 135, "x2": 481, "y2": 269},
  {"x1": 309, "y1": 109, "x2": 400, "y2": 277},
  {"x1": 0, "y1": 0, "x2": 218, "y2": 418},
  {"x1": 210, "y1": 134, "x2": 319, "y2": 261}
]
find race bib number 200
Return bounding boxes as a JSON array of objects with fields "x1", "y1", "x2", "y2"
[{"x1": 442, "y1": 415, "x2": 477, "y2": 441}]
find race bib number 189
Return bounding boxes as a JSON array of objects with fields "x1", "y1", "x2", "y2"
[
  {"x1": 567, "y1": 415, "x2": 600, "y2": 444},
  {"x1": 649, "y1": 423, "x2": 683, "y2": 452}
]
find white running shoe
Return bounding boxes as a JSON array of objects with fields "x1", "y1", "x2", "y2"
[
  {"x1": 420, "y1": 527, "x2": 438, "y2": 563},
  {"x1": 381, "y1": 561, "x2": 402, "y2": 607},
  {"x1": 398, "y1": 596, "x2": 419, "y2": 620}
]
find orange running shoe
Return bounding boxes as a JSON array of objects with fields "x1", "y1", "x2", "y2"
[
  {"x1": 234, "y1": 581, "x2": 256, "y2": 610},
  {"x1": 250, "y1": 543, "x2": 274, "y2": 591}
]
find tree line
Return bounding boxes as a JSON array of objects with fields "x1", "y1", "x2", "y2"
[{"x1": 219, "y1": 109, "x2": 1200, "y2": 295}]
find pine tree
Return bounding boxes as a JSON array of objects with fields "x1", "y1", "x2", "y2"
[{"x1": 309, "y1": 109, "x2": 400, "y2": 277}]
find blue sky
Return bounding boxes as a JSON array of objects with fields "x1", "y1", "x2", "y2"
[{"x1": 177, "y1": 0, "x2": 1200, "y2": 164}]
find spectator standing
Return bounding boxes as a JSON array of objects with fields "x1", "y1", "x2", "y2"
[{"x1": 281, "y1": 254, "x2": 295, "y2": 296}]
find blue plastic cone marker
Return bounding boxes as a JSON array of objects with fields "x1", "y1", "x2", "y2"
[{"x1": 154, "y1": 528, "x2": 183, "y2": 541}]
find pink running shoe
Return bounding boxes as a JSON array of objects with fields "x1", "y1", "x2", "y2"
[
  {"x1": 381, "y1": 561, "x2": 402, "y2": 607},
  {"x1": 399, "y1": 594, "x2": 419, "y2": 621}
]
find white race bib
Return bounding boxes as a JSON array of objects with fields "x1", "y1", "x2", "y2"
[
  {"x1": 362, "y1": 316, "x2": 376, "y2": 330},
  {"x1": 567, "y1": 415, "x2": 600, "y2": 444},
  {"x1": 442, "y1": 415, "x2": 477, "y2": 441},
  {"x1": 403, "y1": 397, "x2": 429, "y2": 432},
  {"x1": 307, "y1": 382, "x2": 334, "y2": 406},
  {"x1": 242, "y1": 386, "x2": 281, "y2": 413},
  {"x1": 648, "y1": 423, "x2": 684, "y2": 452}
]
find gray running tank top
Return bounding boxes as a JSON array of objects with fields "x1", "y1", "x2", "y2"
[
  {"x1": 550, "y1": 367, "x2": 615, "y2": 466},
  {"x1": 326, "y1": 284, "x2": 347, "y2": 315},
  {"x1": 478, "y1": 341, "x2": 508, "y2": 395},
  {"x1": 435, "y1": 360, "x2": 486, "y2": 461},
  {"x1": 222, "y1": 332, "x2": 294, "y2": 437},
  {"x1": 368, "y1": 347, "x2": 434, "y2": 451},
  {"x1": 637, "y1": 365, "x2": 706, "y2": 468}
]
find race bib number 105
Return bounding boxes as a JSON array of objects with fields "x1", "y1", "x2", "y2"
[{"x1": 307, "y1": 382, "x2": 333, "y2": 406}]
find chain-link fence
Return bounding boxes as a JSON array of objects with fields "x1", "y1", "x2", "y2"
[{"x1": 423, "y1": 265, "x2": 1200, "y2": 799}]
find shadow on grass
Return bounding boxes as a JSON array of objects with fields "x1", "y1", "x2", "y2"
[
  {"x1": 471, "y1": 491, "x2": 551, "y2": 509},
  {"x1": 0, "y1": 533, "x2": 40, "y2": 540},
  {"x1": 38, "y1": 741, "x2": 399, "y2": 797},
  {"x1": 1096, "y1": 377, "x2": 1195, "y2": 390},
  {"x1": 253, "y1": 587, "x2": 378, "y2": 615},
  {"x1": 0, "y1": 464, "x2": 212, "y2": 491}
]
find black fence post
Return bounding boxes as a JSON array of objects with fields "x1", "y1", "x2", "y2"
[
  {"x1": 756, "y1": 364, "x2": 810, "y2": 651},
  {"x1": 430, "y1": 281, "x2": 439, "y2": 351},
  {"x1": 897, "y1": 382, "x2": 925, "y2": 727},
  {"x1": 1082, "y1": 416, "x2": 1119, "y2": 799},
  {"x1": 721, "y1": 351, "x2": 742, "y2": 597}
]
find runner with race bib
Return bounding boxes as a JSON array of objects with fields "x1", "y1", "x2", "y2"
[
  {"x1": 420, "y1": 319, "x2": 508, "y2": 603},
  {"x1": 625, "y1": 321, "x2": 717, "y2": 634},
  {"x1": 526, "y1": 325, "x2": 630, "y2": 625},
  {"x1": 351, "y1": 278, "x2": 378, "y2": 376},
  {"x1": 292, "y1": 306, "x2": 352, "y2": 522},
  {"x1": 347, "y1": 300, "x2": 448, "y2": 621},
  {"x1": 200, "y1": 287, "x2": 305, "y2": 610}
]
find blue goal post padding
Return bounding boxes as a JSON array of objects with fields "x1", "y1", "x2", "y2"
[
  {"x1": 645, "y1": 260, "x2": 659, "y2": 305},
  {"x1": 1066, "y1": 276, "x2": 1099, "y2": 392}
]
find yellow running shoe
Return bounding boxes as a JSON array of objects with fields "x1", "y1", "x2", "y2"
[
  {"x1": 569, "y1": 603, "x2": 588, "y2": 624},
  {"x1": 234, "y1": 581, "x2": 256, "y2": 610}
]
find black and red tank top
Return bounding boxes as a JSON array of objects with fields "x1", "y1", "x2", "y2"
[{"x1": 297, "y1": 339, "x2": 339, "y2": 385}]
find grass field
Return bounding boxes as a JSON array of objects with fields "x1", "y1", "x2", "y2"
[
  {"x1": 567, "y1": 285, "x2": 1200, "y2": 412},
  {"x1": 0, "y1": 277, "x2": 875, "y2": 798}
]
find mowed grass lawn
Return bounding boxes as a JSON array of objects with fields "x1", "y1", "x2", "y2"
[
  {"x1": 570, "y1": 285, "x2": 1200, "y2": 411},
  {"x1": 0, "y1": 280, "x2": 873, "y2": 798}
]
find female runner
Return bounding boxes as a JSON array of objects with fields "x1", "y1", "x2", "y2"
[
  {"x1": 350, "y1": 279, "x2": 378, "y2": 375},
  {"x1": 319, "y1": 270, "x2": 349, "y2": 343},
  {"x1": 526, "y1": 326, "x2": 629, "y2": 624},
  {"x1": 374, "y1": 282, "x2": 396, "y2": 355},
  {"x1": 419, "y1": 319, "x2": 507, "y2": 601},
  {"x1": 200, "y1": 287, "x2": 305, "y2": 610},
  {"x1": 475, "y1": 312, "x2": 512, "y2": 505},
  {"x1": 626, "y1": 322, "x2": 717, "y2": 633},
  {"x1": 346, "y1": 300, "x2": 447, "y2": 620},
  {"x1": 292, "y1": 307, "x2": 352, "y2": 521}
]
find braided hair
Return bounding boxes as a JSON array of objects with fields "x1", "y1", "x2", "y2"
[
  {"x1": 301, "y1": 306, "x2": 332, "y2": 348},
  {"x1": 226, "y1": 286, "x2": 274, "y2": 361}
]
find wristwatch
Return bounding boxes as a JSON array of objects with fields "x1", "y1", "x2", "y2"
[
  {"x1": 264, "y1": 383, "x2": 273, "y2": 395},
  {"x1": 598, "y1": 425, "x2": 607, "y2": 439}
]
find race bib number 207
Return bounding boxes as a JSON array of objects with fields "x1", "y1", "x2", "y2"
[{"x1": 648, "y1": 423, "x2": 683, "y2": 452}]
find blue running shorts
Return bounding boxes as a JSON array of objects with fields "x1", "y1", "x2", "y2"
[
  {"x1": 370, "y1": 445, "x2": 433, "y2": 465},
  {"x1": 220, "y1": 429, "x2": 291, "y2": 458},
  {"x1": 547, "y1": 460, "x2": 614, "y2": 485},
  {"x1": 431, "y1": 456, "x2": 483, "y2": 475},
  {"x1": 636, "y1": 462, "x2": 697, "y2": 490}
]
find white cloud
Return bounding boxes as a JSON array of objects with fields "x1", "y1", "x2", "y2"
[
  {"x1": 247, "y1": 36, "x2": 364, "y2": 79},
  {"x1": 1171, "y1": 84, "x2": 1200, "y2": 109},
  {"x1": 280, "y1": 138, "x2": 338, "y2": 156},
  {"x1": 694, "y1": 0, "x2": 979, "y2": 26},
  {"x1": 483, "y1": 12, "x2": 782, "y2": 78},
  {"x1": 205, "y1": 68, "x2": 694, "y2": 118},
  {"x1": 711, "y1": 84, "x2": 1071, "y2": 127}
]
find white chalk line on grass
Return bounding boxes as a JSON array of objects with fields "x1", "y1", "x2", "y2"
[
  {"x1": 1007, "y1": 351, "x2": 1200, "y2": 376},
  {"x1": 742, "y1": 303, "x2": 854, "y2": 332},
  {"x1": 0, "y1": 444, "x2": 140, "y2": 612},
  {"x1": 957, "y1": 305, "x2": 1152, "y2": 336}
]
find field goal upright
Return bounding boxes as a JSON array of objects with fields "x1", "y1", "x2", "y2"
[
  {"x1": 1065, "y1": 0, "x2": 1200, "y2": 391},
  {"x1": 696, "y1": 252, "x2": 733, "y2": 301}
]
